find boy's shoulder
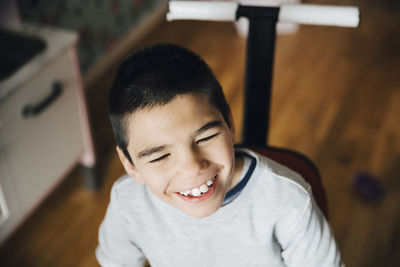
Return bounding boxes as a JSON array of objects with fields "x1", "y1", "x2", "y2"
[
  {"x1": 242, "y1": 148, "x2": 312, "y2": 195},
  {"x1": 240, "y1": 149, "x2": 317, "y2": 232},
  {"x1": 240, "y1": 148, "x2": 313, "y2": 210},
  {"x1": 109, "y1": 175, "x2": 152, "y2": 214}
]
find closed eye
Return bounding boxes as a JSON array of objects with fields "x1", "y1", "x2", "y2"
[
  {"x1": 196, "y1": 133, "x2": 220, "y2": 144},
  {"x1": 149, "y1": 154, "x2": 170, "y2": 163}
]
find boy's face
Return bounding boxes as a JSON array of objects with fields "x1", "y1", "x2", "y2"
[{"x1": 117, "y1": 93, "x2": 241, "y2": 218}]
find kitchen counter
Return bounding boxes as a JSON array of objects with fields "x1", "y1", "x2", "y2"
[{"x1": 0, "y1": 24, "x2": 77, "y2": 105}]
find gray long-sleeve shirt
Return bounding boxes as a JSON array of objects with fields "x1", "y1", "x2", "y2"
[{"x1": 96, "y1": 149, "x2": 344, "y2": 267}]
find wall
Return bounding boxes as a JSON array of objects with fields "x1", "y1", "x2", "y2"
[{"x1": 17, "y1": 0, "x2": 164, "y2": 72}]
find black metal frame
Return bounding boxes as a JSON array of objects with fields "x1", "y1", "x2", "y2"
[{"x1": 236, "y1": 5, "x2": 280, "y2": 146}]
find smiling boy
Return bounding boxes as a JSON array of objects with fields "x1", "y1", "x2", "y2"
[{"x1": 96, "y1": 44, "x2": 344, "y2": 266}]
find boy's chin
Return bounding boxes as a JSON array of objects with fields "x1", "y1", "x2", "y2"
[{"x1": 183, "y1": 196, "x2": 225, "y2": 218}]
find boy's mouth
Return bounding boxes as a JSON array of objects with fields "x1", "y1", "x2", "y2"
[{"x1": 175, "y1": 176, "x2": 217, "y2": 203}]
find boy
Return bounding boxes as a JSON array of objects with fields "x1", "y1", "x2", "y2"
[{"x1": 96, "y1": 43, "x2": 344, "y2": 266}]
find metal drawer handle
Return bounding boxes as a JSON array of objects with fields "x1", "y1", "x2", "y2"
[{"x1": 22, "y1": 81, "x2": 63, "y2": 118}]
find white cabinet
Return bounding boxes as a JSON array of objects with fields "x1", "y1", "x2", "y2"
[{"x1": 0, "y1": 25, "x2": 96, "y2": 244}]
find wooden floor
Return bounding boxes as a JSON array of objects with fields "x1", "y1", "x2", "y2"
[{"x1": 1, "y1": 0, "x2": 399, "y2": 266}]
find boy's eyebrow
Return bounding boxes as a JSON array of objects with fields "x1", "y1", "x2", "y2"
[
  {"x1": 195, "y1": 120, "x2": 223, "y2": 136},
  {"x1": 137, "y1": 145, "x2": 167, "y2": 159}
]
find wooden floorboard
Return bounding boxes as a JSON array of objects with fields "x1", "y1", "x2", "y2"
[{"x1": 1, "y1": 0, "x2": 399, "y2": 266}]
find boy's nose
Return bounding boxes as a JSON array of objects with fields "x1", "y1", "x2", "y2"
[{"x1": 178, "y1": 147, "x2": 209, "y2": 178}]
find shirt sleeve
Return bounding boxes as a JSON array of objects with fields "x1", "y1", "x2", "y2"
[
  {"x1": 279, "y1": 197, "x2": 345, "y2": 267},
  {"x1": 96, "y1": 184, "x2": 146, "y2": 267}
]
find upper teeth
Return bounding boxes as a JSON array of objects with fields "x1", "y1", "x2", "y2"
[{"x1": 179, "y1": 177, "x2": 215, "y2": 197}]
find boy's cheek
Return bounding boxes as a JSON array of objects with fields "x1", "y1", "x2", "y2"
[
  {"x1": 208, "y1": 136, "x2": 235, "y2": 159},
  {"x1": 139, "y1": 166, "x2": 172, "y2": 185}
]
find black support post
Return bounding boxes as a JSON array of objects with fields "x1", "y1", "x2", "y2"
[{"x1": 236, "y1": 6, "x2": 279, "y2": 146}]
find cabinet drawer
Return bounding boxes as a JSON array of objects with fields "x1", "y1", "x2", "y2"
[{"x1": 0, "y1": 51, "x2": 84, "y2": 213}]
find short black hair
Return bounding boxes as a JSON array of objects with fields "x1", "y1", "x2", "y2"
[{"x1": 109, "y1": 43, "x2": 231, "y2": 163}]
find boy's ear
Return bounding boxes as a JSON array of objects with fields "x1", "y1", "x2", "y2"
[{"x1": 116, "y1": 146, "x2": 144, "y2": 184}]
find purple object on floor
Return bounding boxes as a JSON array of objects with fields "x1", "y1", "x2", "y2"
[{"x1": 353, "y1": 172, "x2": 385, "y2": 202}]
